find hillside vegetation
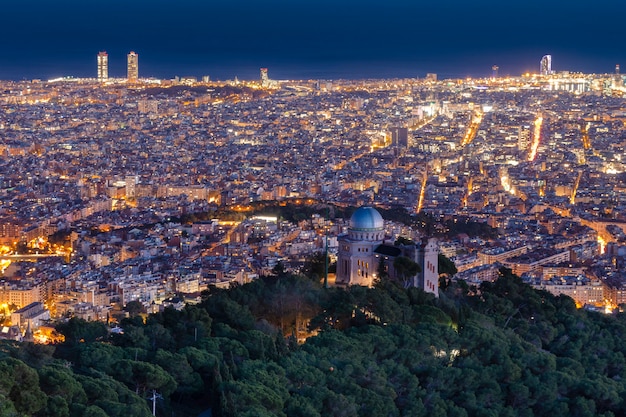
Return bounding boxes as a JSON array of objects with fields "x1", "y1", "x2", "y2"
[{"x1": 1, "y1": 268, "x2": 625, "y2": 417}]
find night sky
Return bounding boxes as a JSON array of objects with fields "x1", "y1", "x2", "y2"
[{"x1": 1, "y1": 0, "x2": 625, "y2": 80}]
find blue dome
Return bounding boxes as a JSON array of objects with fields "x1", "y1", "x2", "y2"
[{"x1": 350, "y1": 207, "x2": 384, "y2": 231}]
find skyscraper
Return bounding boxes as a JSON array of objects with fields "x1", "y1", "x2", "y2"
[
  {"x1": 518, "y1": 125, "x2": 531, "y2": 152},
  {"x1": 390, "y1": 127, "x2": 409, "y2": 149},
  {"x1": 614, "y1": 65, "x2": 623, "y2": 87},
  {"x1": 492, "y1": 65, "x2": 499, "y2": 79},
  {"x1": 540, "y1": 55, "x2": 552, "y2": 76},
  {"x1": 127, "y1": 51, "x2": 139, "y2": 82},
  {"x1": 97, "y1": 51, "x2": 108, "y2": 82},
  {"x1": 260, "y1": 68, "x2": 269, "y2": 87}
]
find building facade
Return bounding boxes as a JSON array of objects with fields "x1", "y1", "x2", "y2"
[
  {"x1": 540, "y1": 55, "x2": 552, "y2": 76},
  {"x1": 97, "y1": 51, "x2": 108, "y2": 82},
  {"x1": 260, "y1": 68, "x2": 269, "y2": 87},
  {"x1": 127, "y1": 51, "x2": 139, "y2": 82},
  {"x1": 336, "y1": 207, "x2": 385, "y2": 287},
  {"x1": 390, "y1": 127, "x2": 409, "y2": 149},
  {"x1": 336, "y1": 207, "x2": 439, "y2": 297},
  {"x1": 11, "y1": 302, "x2": 50, "y2": 330}
]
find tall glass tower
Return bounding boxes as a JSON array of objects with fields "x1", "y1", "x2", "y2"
[
  {"x1": 260, "y1": 68, "x2": 269, "y2": 87},
  {"x1": 97, "y1": 51, "x2": 108, "y2": 82},
  {"x1": 127, "y1": 51, "x2": 139, "y2": 82},
  {"x1": 540, "y1": 55, "x2": 552, "y2": 76}
]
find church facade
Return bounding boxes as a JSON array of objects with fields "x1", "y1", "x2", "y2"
[{"x1": 335, "y1": 207, "x2": 439, "y2": 297}]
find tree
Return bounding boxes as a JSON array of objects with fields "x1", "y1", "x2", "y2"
[
  {"x1": 112, "y1": 359, "x2": 177, "y2": 398},
  {"x1": 41, "y1": 395, "x2": 70, "y2": 417},
  {"x1": 16, "y1": 342, "x2": 55, "y2": 368},
  {"x1": 393, "y1": 256, "x2": 420, "y2": 288},
  {"x1": 376, "y1": 257, "x2": 388, "y2": 281},
  {"x1": 154, "y1": 349, "x2": 202, "y2": 397},
  {"x1": 55, "y1": 318, "x2": 108, "y2": 346},
  {"x1": 394, "y1": 236, "x2": 414, "y2": 246},
  {"x1": 148, "y1": 305, "x2": 212, "y2": 349},
  {"x1": 76, "y1": 343, "x2": 127, "y2": 374},
  {"x1": 81, "y1": 405, "x2": 109, "y2": 417},
  {"x1": 0, "y1": 394, "x2": 18, "y2": 416},
  {"x1": 38, "y1": 366, "x2": 87, "y2": 404},
  {"x1": 438, "y1": 254, "x2": 458, "y2": 291},
  {"x1": 0, "y1": 358, "x2": 47, "y2": 415},
  {"x1": 124, "y1": 300, "x2": 146, "y2": 317},
  {"x1": 303, "y1": 252, "x2": 329, "y2": 282},
  {"x1": 438, "y1": 254, "x2": 457, "y2": 276},
  {"x1": 272, "y1": 261, "x2": 286, "y2": 277}
]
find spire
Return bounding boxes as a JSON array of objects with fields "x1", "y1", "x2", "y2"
[{"x1": 23, "y1": 320, "x2": 34, "y2": 342}]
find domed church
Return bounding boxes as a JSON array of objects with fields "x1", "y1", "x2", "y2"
[{"x1": 336, "y1": 207, "x2": 439, "y2": 297}]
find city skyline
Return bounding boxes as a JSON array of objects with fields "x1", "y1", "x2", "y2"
[
  {"x1": 1, "y1": 0, "x2": 626, "y2": 80},
  {"x1": 15, "y1": 49, "x2": 626, "y2": 83}
]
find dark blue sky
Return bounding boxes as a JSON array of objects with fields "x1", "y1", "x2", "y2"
[{"x1": 1, "y1": 0, "x2": 625, "y2": 80}]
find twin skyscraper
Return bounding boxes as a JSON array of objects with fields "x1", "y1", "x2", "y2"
[{"x1": 97, "y1": 51, "x2": 138, "y2": 82}]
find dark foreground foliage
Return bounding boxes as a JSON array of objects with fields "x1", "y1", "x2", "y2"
[{"x1": 1, "y1": 268, "x2": 626, "y2": 416}]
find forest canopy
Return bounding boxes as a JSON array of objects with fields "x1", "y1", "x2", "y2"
[{"x1": 1, "y1": 268, "x2": 625, "y2": 416}]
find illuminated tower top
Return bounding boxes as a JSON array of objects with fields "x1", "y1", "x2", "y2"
[
  {"x1": 127, "y1": 51, "x2": 139, "y2": 82},
  {"x1": 540, "y1": 55, "x2": 552, "y2": 76},
  {"x1": 97, "y1": 51, "x2": 108, "y2": 82}
]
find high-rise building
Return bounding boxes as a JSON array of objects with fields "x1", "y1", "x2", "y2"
[
  {"x1": 127, "y1": 51, "x2": 139, "y2": 82},
  {"x1": 492, "y1": 65, "x2": 499, "y2": 79},
  {"x1": 390, "y1": 127, "x2": 409, "y2": 149},
  {"x1": 97, "y1": 51, "x2": 108, "y2": 82},
  {"x1": 260, "y1": 68, "x2": 269, "y2": 87},
  {"x1": 540, "y1": 55, "x2": 552, "y2": 76},
  {"x1": 614, "y1": 65, "x2": 623, "y2": 87},
  {"x1": 518, "y1": 125, "x2": 531, "y2": 152}
]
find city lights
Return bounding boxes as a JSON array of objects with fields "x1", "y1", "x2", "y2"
[
  {"x1": 527, "y1": 115, "x2": 542, "y2": 161},
  {"x1": 0, "y1": 56, "x2": 623, "y2": 344}
]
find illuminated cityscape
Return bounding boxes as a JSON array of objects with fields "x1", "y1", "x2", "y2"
[
  {"x1": 2, "y1": 0, "x2": 626, "y2": 413},
  {"x1": 0, "y1": 54, "x2": 625, "y2": 335}
]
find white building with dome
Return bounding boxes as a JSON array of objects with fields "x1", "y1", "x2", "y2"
[{"x1": 336, "y1": 206, "x2": 439, "y2": 297}]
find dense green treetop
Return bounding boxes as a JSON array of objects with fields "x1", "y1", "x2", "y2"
[{"x1": 1, "y1": 268, "x2": 626, "y2": 416}]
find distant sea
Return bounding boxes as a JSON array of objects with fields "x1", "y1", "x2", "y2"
[
  {"x1": 0, "y1": 52, "x2": 544, "y2": 82},
  {"x1": 0, "y1": 52, "x2": 618, "y2": 82}
]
